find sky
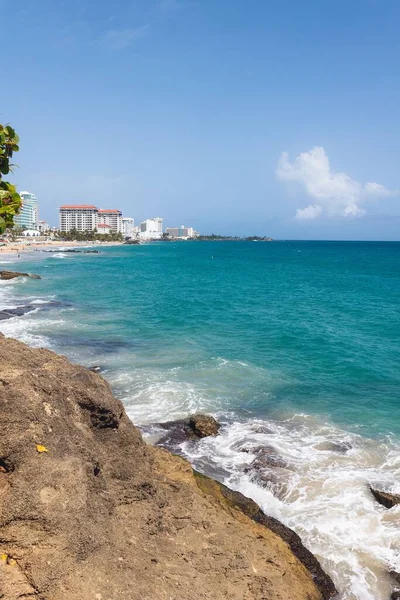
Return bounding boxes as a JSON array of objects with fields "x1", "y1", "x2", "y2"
[{"x1": 2, "y1": 0, "x2": 400, "y2": 239}]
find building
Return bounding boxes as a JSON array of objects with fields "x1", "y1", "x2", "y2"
[
  {"x1": 98, "y1": 209, "x2": 122, "y2": 233},
  {"x1": 139, "y1": 217, "x2": 163, "y2": 240},
  {"x1": 15, "y1": 191, "x2": 38, "y2": 230},
  {"x1": 165, "y1": 226, "x2": 196, "y2": 239},
  {"x1": 122, "y1": 217, "x2": 134, "y2": 238},
  {"x1": 37, "y1": 220, "x2": 50, "y2": 233},
  {"x1": 59, "y1": 205, "x2": 98, "y2": 232},
  {"x1": 97, "y1": 224, "x2": 112, "y2": 235}
]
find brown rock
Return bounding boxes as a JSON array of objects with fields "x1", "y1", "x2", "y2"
[
  {"x1": 370, "y1": 487, "x2": 400, "y2": 509},
  {"x1": 189, "y1": 414, "x2": 221, "y2": 438},
  {"x1": 0, "y1": 270, "x2": 41, "y2": 280},
  {"x1": 0, "y1": 336, "x2": 335, "y2": 600}
]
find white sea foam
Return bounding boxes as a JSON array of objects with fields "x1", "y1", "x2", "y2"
[{"x1": 163, "y1": 416, "x2": 400, "y2": 600}]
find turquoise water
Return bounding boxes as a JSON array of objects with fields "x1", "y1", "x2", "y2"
[{"x1": 1, "y1": 241, "x2": 399, "y2": 600}]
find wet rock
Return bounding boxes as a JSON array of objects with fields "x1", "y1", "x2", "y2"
[
  {"x1": 88, "y1": 365, "x2": 103, "y2": 373},
  {"x1": 189, "y1": 414, "x2": 220, "y2": 438},
  {"x1": 156, "y1": 414, "x2": 221, "y2": 449},
  {"x1": 251, "y1": 425, "x2": 274, "y2": 434},
  {"x1": 0, "y1": 270, "x2": 41, "y2": 280},
  {"x1": 391, "y1": 590, "x2": 400, "y2": 600},
  {"x1": 83, "y1": 250, "x2": 100, "y2": 254},
  {"x1": 315, "y1": 441, "x2": 352, "y2": 454},
  {"x1": 370, "y1": 487, "x2": 400, "y2": 509},
  {"x1": 0, "y1": 305, "x2": 37, "y2": 320},
  {"x1": 243, "y1": 445, "x2": 288, "y2": 470}
]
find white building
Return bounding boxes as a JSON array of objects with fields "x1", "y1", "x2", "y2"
[
  {"x1": 97, "y1": 224, "x2": 112, "y2": 235},
  {"x1": 165, "y1": 226, "x2": 196, "y2": 239},
  {"x1": 59, "y1": 205, "x2": 98, "y2": 232},
  {"x1": 122, "y1": 217, "x2": 135, "y2": 238},
  {"x1": 139, "y1": 217, "x2": 163, "y2": 240},
  {"x1": 15, "y1": 191, "x2": 38, "y2": 230},
  {"x1": 98, "y1": 209, "x2": 122, "y2": 233},
  {"x1": 37, "y1": 220, "x2": 50, "y2": 233}
]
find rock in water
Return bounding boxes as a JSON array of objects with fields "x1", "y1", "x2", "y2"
[
  {"x1": 0, "y1": 270, "x2": 41, "y2": 280},
  {"x1": 0, "y1": 335, "x2": 335, "y2": 600},
  {"x1": 370, "y1": 487, "x2": 400, "y2": 508},
  {"x1": 189, "y1": 414, "x2": 220, "y2": 437}
]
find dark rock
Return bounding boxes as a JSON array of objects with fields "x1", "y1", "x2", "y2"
[
  {"x1": 244, "y1": 445, "x2": 288, "y2": 470},
  {"x1": 156, "y1": 414, "x2": 221, "y2": 449},
  {"x1": 0, "y1": 300, "x2": 72, "y2": 322},
  {"x1": 189, "y1": 414, "x2": 220, "y2": 438},
  {"x1": 315, "y1": 441, "x2": 352, "y2": 454},
  {"x1": 88, "y1": 365, "x2": 103, "y2": 373},
  {"x1": 0, "y1": 270, "x2": 41, "y2": 280},
  {"x1": 370, "y1": 487, "x2": 400, "y2": 509},
  {"x1": 0, "y1": 305, "x2": 37, "y2": 320},
  {"x1": 83, "y1": 250, "x2": 100, "y2": 254},
  {"x1": 391, "y1": 590, "x2": 400, "y2": 600}
]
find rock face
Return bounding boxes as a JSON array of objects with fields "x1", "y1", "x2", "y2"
[
  {"x1": 0, "y1": 270, "x2": 41, "y2": 280},
  {"x1": 370, "y1": 487, "x2": 400, "y2": 509},
  {"x1": 0, "y1": 336, "x2": 336, "y2": 600}
]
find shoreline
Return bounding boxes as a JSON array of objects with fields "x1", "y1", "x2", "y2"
[{"x1": 0, "y1": 240, "x2": 123, "y2": 255}]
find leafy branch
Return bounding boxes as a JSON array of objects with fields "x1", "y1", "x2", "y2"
[{"x1": 0, "y1": 124, "x2": 22, "y2": 232}]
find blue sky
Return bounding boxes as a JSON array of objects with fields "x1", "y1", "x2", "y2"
[{"x1": 2, "y1": 0, "x2": 400, "y2": 239}]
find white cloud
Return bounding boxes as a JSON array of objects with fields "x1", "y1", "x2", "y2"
[
  {"x1": 276, "y1": 146, "x2": 398, "y2": 219},
  {"x1": 104, "y1": 25, "x2": 149, "y2": 50},
  {"x1": 295, "y1": 204, "x2": 323, "y2": 220}
]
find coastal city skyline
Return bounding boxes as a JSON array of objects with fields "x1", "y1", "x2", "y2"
[{"x1": 14, "y1": 190, "x2": 199, "y2": 240}]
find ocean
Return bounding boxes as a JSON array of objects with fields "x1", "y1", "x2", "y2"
[{"x1": 0, "y1": 240, "x2": 399, "y2": 600}]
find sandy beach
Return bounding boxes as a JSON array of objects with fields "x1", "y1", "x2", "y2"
[{"x1": 0, "y1": 240, "x2": 123, "y2": 255}]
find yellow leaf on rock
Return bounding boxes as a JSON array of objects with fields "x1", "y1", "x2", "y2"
[
  {"x1": 8, "y1": 558, "x2": 16, "y2": 566},
  {"x1": 0, "y1": 553, "x2": 7, "y2": 562},
  {"x1": 36, "y1": 444, "x2": 48, "y2": 453}
]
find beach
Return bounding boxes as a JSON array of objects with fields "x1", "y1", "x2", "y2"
[{"x1": 0, "y1": 239, "x2": 123, "y2": 255}]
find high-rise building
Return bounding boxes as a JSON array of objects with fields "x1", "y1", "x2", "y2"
[
  {"x1": 165, "y1": 226, "x2": 196, "y2": 239},
  {"x1": 15, "y1": 191, "x2": 38, "y2": 230},
  {"x1": 98, "y1": 209, "x2": 122, "y2": 233},
  {"x1": 139, "y1": 218, "x2": 163, "y2": 240},
  {"x1": 122, "y1": 217, "x2": 134, "y2": 238},
  {"x1": 59, "y1": 205, "x2": 98, "y2": 232}
]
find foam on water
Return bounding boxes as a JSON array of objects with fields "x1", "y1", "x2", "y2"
[{"x1": 158, "y1": 415, "x2": 400, "y2": 600}]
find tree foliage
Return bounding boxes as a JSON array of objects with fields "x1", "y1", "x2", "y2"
[
  {"x1": 0, "y1": 124, "x2": 22, "y2": 232},
  {"x1": 54, "y1": 228, "x2": 124, "y2": 242}
]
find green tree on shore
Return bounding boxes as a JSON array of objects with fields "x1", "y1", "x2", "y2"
[{"x1": 0, "y1": 124, "x2": 22, "y2": 233}]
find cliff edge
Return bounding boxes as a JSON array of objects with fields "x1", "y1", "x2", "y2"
[{"x1": 0, "y1": 335, "x2": 335, "y2": 600}]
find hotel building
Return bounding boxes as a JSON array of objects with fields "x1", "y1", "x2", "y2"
[
  {"x1": 139, "y1": 217, "x2": 163, "y2": 240},
  {"x1": 122, "y1": 217, "x2": 135, "y2": 238},
  {"x1": 59, "y1": 205, "x2": 98, "y2": 232},
  {"x1": 15, "y1": 191, "x2": 38, "y2": 230},
  {"x1": 165, "y1": 226, "x2": 196, "y2": 239},
  {"x1": 98, "y1": 209, "x2": 123, "y2": 233}
]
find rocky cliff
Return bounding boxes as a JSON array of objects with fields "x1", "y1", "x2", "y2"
[{"x1": 0, "y1": 335, "x2": 336, "y2": 600}]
